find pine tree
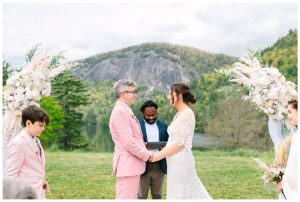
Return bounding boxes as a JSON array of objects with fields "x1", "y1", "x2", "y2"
[
  {"x1": 51, "y1": 71, "x2": 90, "y2": 150},
  {"x1": 39, "y1": 96, "x2": 64, "y2": 148}
]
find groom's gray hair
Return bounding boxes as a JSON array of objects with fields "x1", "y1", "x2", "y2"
[{"x1": 114, "y1": 79, "x2": 137, "y2": 98}]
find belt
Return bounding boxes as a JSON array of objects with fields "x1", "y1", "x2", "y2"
[{"x1": 148, "y1": 161, "x2": 159, "y2": 164}]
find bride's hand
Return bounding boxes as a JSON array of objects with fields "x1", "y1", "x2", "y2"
[{"x1": 150, "y1": 153, "x2": 160, "y2": 162}]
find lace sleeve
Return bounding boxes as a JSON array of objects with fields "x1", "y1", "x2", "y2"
[{"x1": 173, "y1": 110, "x2": 194, "y2": 146}]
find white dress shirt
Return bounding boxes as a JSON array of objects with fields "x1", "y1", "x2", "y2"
[{"x1": 145, "y1": 120, "x2": 159, "y2": 152}]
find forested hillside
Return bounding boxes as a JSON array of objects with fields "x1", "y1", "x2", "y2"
[{"x1": 261, "y1": 29, "x2": 297, "y2": 83}]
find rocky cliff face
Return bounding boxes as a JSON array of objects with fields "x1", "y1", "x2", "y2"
[{"x1": 73, "y1": 43, "x2": 235, "y2": 92}]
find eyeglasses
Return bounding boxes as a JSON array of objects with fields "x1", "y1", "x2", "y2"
[{"x1": 124, "y1": 90, "x2": 137, "y2": 95}]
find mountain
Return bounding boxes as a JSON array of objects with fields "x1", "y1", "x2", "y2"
[{"x1": 73, "y1": 43, "x2": 236, "y2": 91}]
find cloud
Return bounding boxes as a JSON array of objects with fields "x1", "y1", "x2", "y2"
[
  {"x1": 192, "y1": 3, "x2": 297, "y2": 54},
  {"x1": 3, "y1": 3, "x2": 297, "y2": 67}
]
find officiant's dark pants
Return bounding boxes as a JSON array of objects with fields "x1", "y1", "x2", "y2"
[{"x1": 138, "y1": 162, "x2": 165, "y2": 199}]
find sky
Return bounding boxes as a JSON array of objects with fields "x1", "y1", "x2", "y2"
[{"x1": 2, "y1": 2, "x2": 298, "y2": 68}]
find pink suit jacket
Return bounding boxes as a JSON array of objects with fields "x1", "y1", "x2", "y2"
[
  {"x1": 109, "y1": 100, "x2": 152, "y2": 177},
  {"x1": 5, "y1": 129, "x2": 47, "y2": 199}
]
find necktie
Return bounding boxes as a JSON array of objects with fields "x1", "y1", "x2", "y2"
[{"x1": 35, "y1": 139, "x2": 42, "y2": 158}]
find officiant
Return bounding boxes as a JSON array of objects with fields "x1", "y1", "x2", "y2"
[{"x1": 138, "y1": 100, "x2": 169, "y2": 199}]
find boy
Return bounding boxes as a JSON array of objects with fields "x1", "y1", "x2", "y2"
[{"x1": 5, "y1": 105, "x2": 50, "y2": 199}]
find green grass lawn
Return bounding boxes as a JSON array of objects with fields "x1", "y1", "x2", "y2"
[{"x1": 45, "y1": 149, "x2": 277, "y2": 199}]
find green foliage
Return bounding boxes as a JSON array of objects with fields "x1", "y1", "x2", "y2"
[
  {"x1": 261, "y1": 29, "x2": 297, "y2": 83},
  {"x1": 46, "y1": 143, "x2": 61, "y2": 152},
  {"x1": 100, "y1": 114, "x2": 114, "y2": 151},
  {"x1": 79, "y1": 80, "x2": 115, "y2": 151},
  {"x1": 24, "y1": 44, "x2": 67, "y2": 69},
  {"x1": 204, "y1": 94, "x2": 272, "y2": 150},
  {"x1": 190, "y1": 71, "x2": 232, "y2": 132},
  {"x1": 51, "y1": 71, "x2": 90, "y2": 150},
  {"x1": 188, "y1": 70, "x2": 274, "y2": 150},
  {"x1": 85, "y1": 109, "x2": 97, "y2": 138},
  {"x1": 39, "y1": 96, "x2": 64, "y2": 148},
  {"x1": 25, "y1": 43, "x2": 42, "y2": 63},
  {"x1": 2, "y1": 60, "x2": 22, "y2": 86},
  {"x1": 49, "y1": 51, "x2": 65, "y2": 69},
  {"x1": 2, "y1": 60, "x2": 9, "y2": 86},
  {"x1": 45, "y1": 150, "x2": 276, "y2": 199}
]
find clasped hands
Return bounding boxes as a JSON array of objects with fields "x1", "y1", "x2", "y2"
[
  {"x1": 148, "y1": 152, "x2": 160, "y2": 162},
  {"x1": 145, "y1": 143, "x2": 165, "y2": 162}
]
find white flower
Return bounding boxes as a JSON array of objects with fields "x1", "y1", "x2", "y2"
[
  {"x1": 3, "y1": 48, "x2": 77, "y2": 112},
  {"x1": 267, "y1": 88, "x2": 278, "y2": 100},
  {"x1": 31, "y1": 89, "x2": 41, "y2": 100},
  {"x1": 257, "y1": 77, "x2": 269, "y2": 87},
  {"x1": 225, "y1": 52, "x2": 297, "y2": 122},
  {"x1": 6, "y1": 78, "x2": 15, "y2": 86},
  {"x1": 266, "y1": 100, "x2": 274, "y2": 107},
  {"x1": 32, "y1": 71, "x2": 45, "y2": 80}
]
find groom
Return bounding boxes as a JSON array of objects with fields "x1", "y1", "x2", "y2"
[{"x1": 109, "y1": 79, "x2": 153, "y2": 199}]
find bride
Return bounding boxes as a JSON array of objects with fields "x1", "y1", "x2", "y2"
[{"x1": 150, "y1": 83, "x2": 212, "y2": 199}]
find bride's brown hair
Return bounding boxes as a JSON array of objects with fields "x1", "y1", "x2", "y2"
[
  {"x1": 170, "y1": 83, "x2": 196, "y2": 104},
  {"x1": 288, "y1": 99, "x2": 297, "y2": 110}
]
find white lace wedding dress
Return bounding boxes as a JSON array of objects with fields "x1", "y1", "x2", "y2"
[{"x1": 166, "y1": 108, "x2": 212, "y2": 199}]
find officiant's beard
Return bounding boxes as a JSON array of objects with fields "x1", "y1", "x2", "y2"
[{"x1": 144, "y1": 118, "x2": 157, "y2": 125}]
